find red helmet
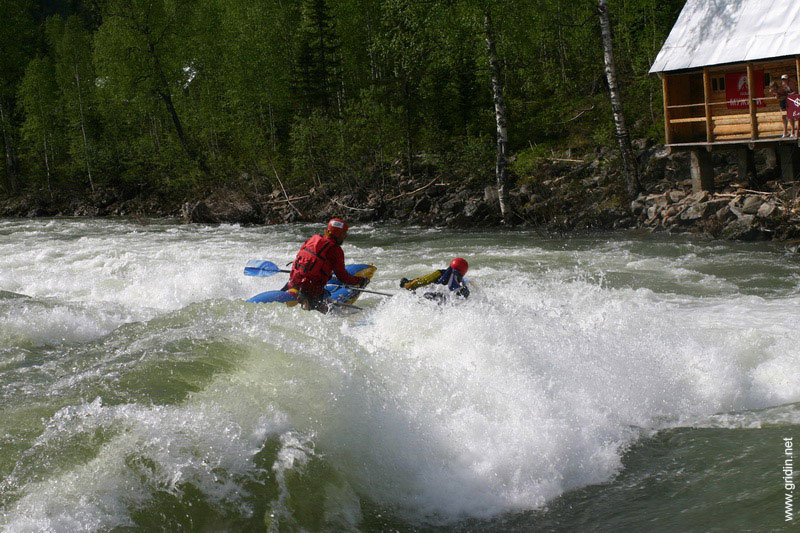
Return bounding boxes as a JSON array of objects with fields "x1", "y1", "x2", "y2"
[
  {"x1": 450, "y1": 257, "x2": 468, "y2": 275},
  {"x1": 326, "y1": 218, "x2": 348, "y2": 239}
]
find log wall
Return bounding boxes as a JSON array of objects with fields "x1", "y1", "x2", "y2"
[{"x1": 662, "y1": 57, "x2": 799, "y2": 145}]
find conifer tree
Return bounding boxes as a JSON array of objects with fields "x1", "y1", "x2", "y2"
[{"x1": 294, "y1": 0, "x2": 342, "y2": 116}]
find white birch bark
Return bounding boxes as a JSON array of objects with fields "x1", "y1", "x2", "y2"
[
  {"x1": 598, "y1": 0, "x2": 641, "y2": 199},
  {"x1": 73, "y1": 64, "x2": 94, "y2": 192},
  {"x1": 484, "y1": 11, "x2": 510, "y2": 223}
]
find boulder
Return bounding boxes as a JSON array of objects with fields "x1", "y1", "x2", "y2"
[
  {"x1": 741, "y1": 195, "x2": 764, "y2": 214},
  {"x1": 413, "y1": 196, "x2": 431, "y2": 213},
  {"x1": 756, "y1": 202, "x2": 778, "y2": 218},
  {"x1": 668, "y1": 190, "x2": 687, "y2": 203},
  {"x1": 182, "y1": 190, "x2": 262, "y2": 224},
  {"x1": 630, "y1": 199, "x2": 645, "y2": 215},
  {"x1": 721, "y1": 215, "x2": 761, "y2": 240},
  {"x1": 688, "y1": 190, "x2": 709, "y2": 203},
  {"x1": 441, "y1": 197, "x2": 465, "y2": 214},
  {"x1": 680, "y1": 203, "x2": 707, "y2": 221},
  {"x1": 463, "y1": 200, "x2": 489, "y2": 219},
  {"x1": 715, "y1": 204, "x2": 735, "y2": 222}
]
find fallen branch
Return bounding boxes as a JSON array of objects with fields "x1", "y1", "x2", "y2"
[
  {"x1": 714, "y1": 190, "x2": 774, "y2": 198},
  {"x1": 270, "y1": 164, "x2": 303, "y2": 218},
  {"x1": 385, "y1": 176, "x2": 442, "y2": 201},
  {"x1": 264, "y1": 195, "x2": 310, "y2": 205},
  {"x1": 552, "y1": 105, "x2": 595, "y2": 124},
  {"x1": 539, "y1": 157, "x2": 587, "y2": 163},
  {"x1": 330, "y1": 198, "x2": 374, "y2": 212}
]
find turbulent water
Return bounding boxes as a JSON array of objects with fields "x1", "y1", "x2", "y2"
[{"x1": 1, "y1": 218, "x2": 798, "y2": 532}]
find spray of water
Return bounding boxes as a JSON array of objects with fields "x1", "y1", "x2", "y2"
[{"x1": 1, "y1": 220, "x2": 799, "y2": 529}]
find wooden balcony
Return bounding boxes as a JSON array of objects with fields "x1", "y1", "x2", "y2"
[
  {"x1": 662, "y1": 58, "x2": 800, "y2": 150},
  {"x1": 659, "y1": 57, "x2": 800, "y2": 191}
]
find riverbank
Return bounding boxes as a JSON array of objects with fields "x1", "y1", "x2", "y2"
[{"x1": 2, "y1": 144, "x2": 799, "y2": 241}]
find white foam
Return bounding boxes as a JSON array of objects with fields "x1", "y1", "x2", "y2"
[
  {"x1": 2, "y1": 221, "x2": 800, "y2": 527},
  {"x1": 1, "y1": 396, "x2": 290, "y2": 531}
]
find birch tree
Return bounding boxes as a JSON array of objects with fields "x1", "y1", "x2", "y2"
[
  {"x1": 50, "y1": 16, "x2": 96, "y2": 191},
  {"x1": 483, "y1": 9, "x2": 510, "y2": 223},
  {"x1": 597, "y1": 0, "x2": 641, "y2": 199},
  {"x1": 18, "y1": 57, "x2": 62, "y2": 196}
]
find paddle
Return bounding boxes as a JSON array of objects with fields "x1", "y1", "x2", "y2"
[
  {"x1": 348, "y1": 287, "x2": 394, "y2": 297},
  {"x1": 244, "y1": 260, "x2": 394, "y2": 297},
  {"x1": 244, "y1": 260, "x2": 288, "y2": 277}
]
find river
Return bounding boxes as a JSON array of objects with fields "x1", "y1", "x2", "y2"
[{"x1": 1, "y1": 218, "x2": 798, "y2": 531}]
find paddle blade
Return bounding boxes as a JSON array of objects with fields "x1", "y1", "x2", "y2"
[{"x1": 244, "y1": 260, "x2": 285, "y2": 277}]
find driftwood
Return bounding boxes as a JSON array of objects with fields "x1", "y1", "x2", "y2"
[
  {"x1": 539, "y1": 157, "x2": 587, "y2": 163},
  {"x1": 714, "y1": 190, "x2": 774, "y2": 198},
  {"x1": 385, "y1": 176, "x2": 442, "y2": 201},
  {"x1": 330, "y1": 198, "x2": 374, "y2": 212},
  {"x1": 271, "y1": 165, "x2": 304, "y2": 217},
  {"x1": 264, "y1": 195, "x2": 310, "y2": 205},
  {"x1": 735, "y1": 189, "x2": 775, "y2": 196}
]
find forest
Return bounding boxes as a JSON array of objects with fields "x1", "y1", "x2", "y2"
[{"x1": 0, "y1": 0, "x2": 684, "y2": 206}]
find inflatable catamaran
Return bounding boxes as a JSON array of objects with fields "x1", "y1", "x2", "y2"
[{"x1": 245, "y1": 262, "x2": 377, "y2": 309}]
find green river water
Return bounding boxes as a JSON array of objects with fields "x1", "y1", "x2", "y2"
[{"x1": 0, "y1": 218, "x2": 798, "y2": 531}]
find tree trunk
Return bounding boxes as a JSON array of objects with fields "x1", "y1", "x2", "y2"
[
  {"x1": 149, "y1": 43, "x2": 209, "y2": 175},
  {"x1": 74, "y1": 64, "x2": 94, "y2": 192},
  {"x1": 43, "y1": 136, "x2": 53, "y2": 199},
  {"x1": 403, "y1": 78, "x2": 414, "y2": 179},
  {"x1": 484, "y1": 11, "x2": 510, "y2": 223},
  {"x1": 597, "y1": 0, "x2": 641, "y2": 199},
  {"x1": 0, "y1": 101, "x2": 19, "y2": 194}
]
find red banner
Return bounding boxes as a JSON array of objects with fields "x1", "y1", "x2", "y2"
[
  {"x1": 725, "y1": 71, "x2": 765, "y2": 109},
  {"x1": 787, "y1": 93, "x2": 800, "y2": 120}
]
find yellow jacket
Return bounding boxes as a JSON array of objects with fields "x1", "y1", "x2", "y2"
[{"x1": 401, "y1": 270, "x2": 444, "y2": 291}]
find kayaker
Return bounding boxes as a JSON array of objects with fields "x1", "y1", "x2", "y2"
[
  {"x1": 284, "y1": 218, "x2": 369, "y2": 312},
  {"x1": 399, "y1": 257, "x2": 470, "y2": 300}
]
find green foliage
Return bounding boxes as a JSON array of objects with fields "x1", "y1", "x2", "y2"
[
  {"x1": 17, "y1": 56, "x2": 63, "y2": 192},
  {"x1": 0, "y1": 0, "x2": 38, "y2": 100},
  {"x1": 440, "y1": 134, "x2": 494, "y2": 183},
  {"x1": 511, "y1": 143, "x2": 556, "y2": 182},
  {"x1": 1, "y1": 0, "x2": 687, "y2": 200},
  {"x1": 338, "y1": 89, "x2": 403, "y2": 186},
  {"x1": 289, "y1": 110, "x2": 342, "y2": 187}
]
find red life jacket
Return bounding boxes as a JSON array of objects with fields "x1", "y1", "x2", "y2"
[{"x1": 290, "y1": 234, "x2": 337, "y2": 287}]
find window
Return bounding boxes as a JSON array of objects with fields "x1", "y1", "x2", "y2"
[{"x1": 711, "y1": 77, "x2": 725, "y2": 91}]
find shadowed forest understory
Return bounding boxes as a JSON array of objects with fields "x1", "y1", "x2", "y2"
[
  {"x1": 3, "y1": 0, "x2": 800, "y2": 241},
  {"x1": 1, "y1": 1, "x2": 682, "y2": 209}
]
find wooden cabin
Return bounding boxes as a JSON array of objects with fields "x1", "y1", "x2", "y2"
[{"x1": 650, "y1": 0, "x2": 800, "y2": 190}]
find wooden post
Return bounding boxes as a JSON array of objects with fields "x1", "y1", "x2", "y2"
[
  {"x1": 736, "y1": 148, "x2": 758, "y2": 186},
  {"x1": 747, "y1": 63, "x2": 758, "y2": 140},
  {"x1": 764, "y1": 146, "x2": 778, "y2": 169},
  {"x1": 690, "y1": 149, "x2": 714, "y2": 192},
  {"x1": 662, "y1": 74, "x2": 672, "y2": 145},
  {"x1": 778, "y1": 145, "x2": 800, "y2": 181},
  {"x1": 703, "y1": 68, "x2": 713, "y2": 143}
]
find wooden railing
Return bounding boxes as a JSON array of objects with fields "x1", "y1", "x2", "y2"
[{"x1": 665, "y1": 97, "x2": 788, "y2": 143}]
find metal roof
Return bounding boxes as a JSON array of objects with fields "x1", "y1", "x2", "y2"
[{"x1": 650, "y1": 0, "x2": 800, "y2": 73}]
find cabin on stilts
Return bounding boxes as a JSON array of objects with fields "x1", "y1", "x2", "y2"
[{"x1": 650, "y1": 0, "x2": 800, "y2": 191}]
